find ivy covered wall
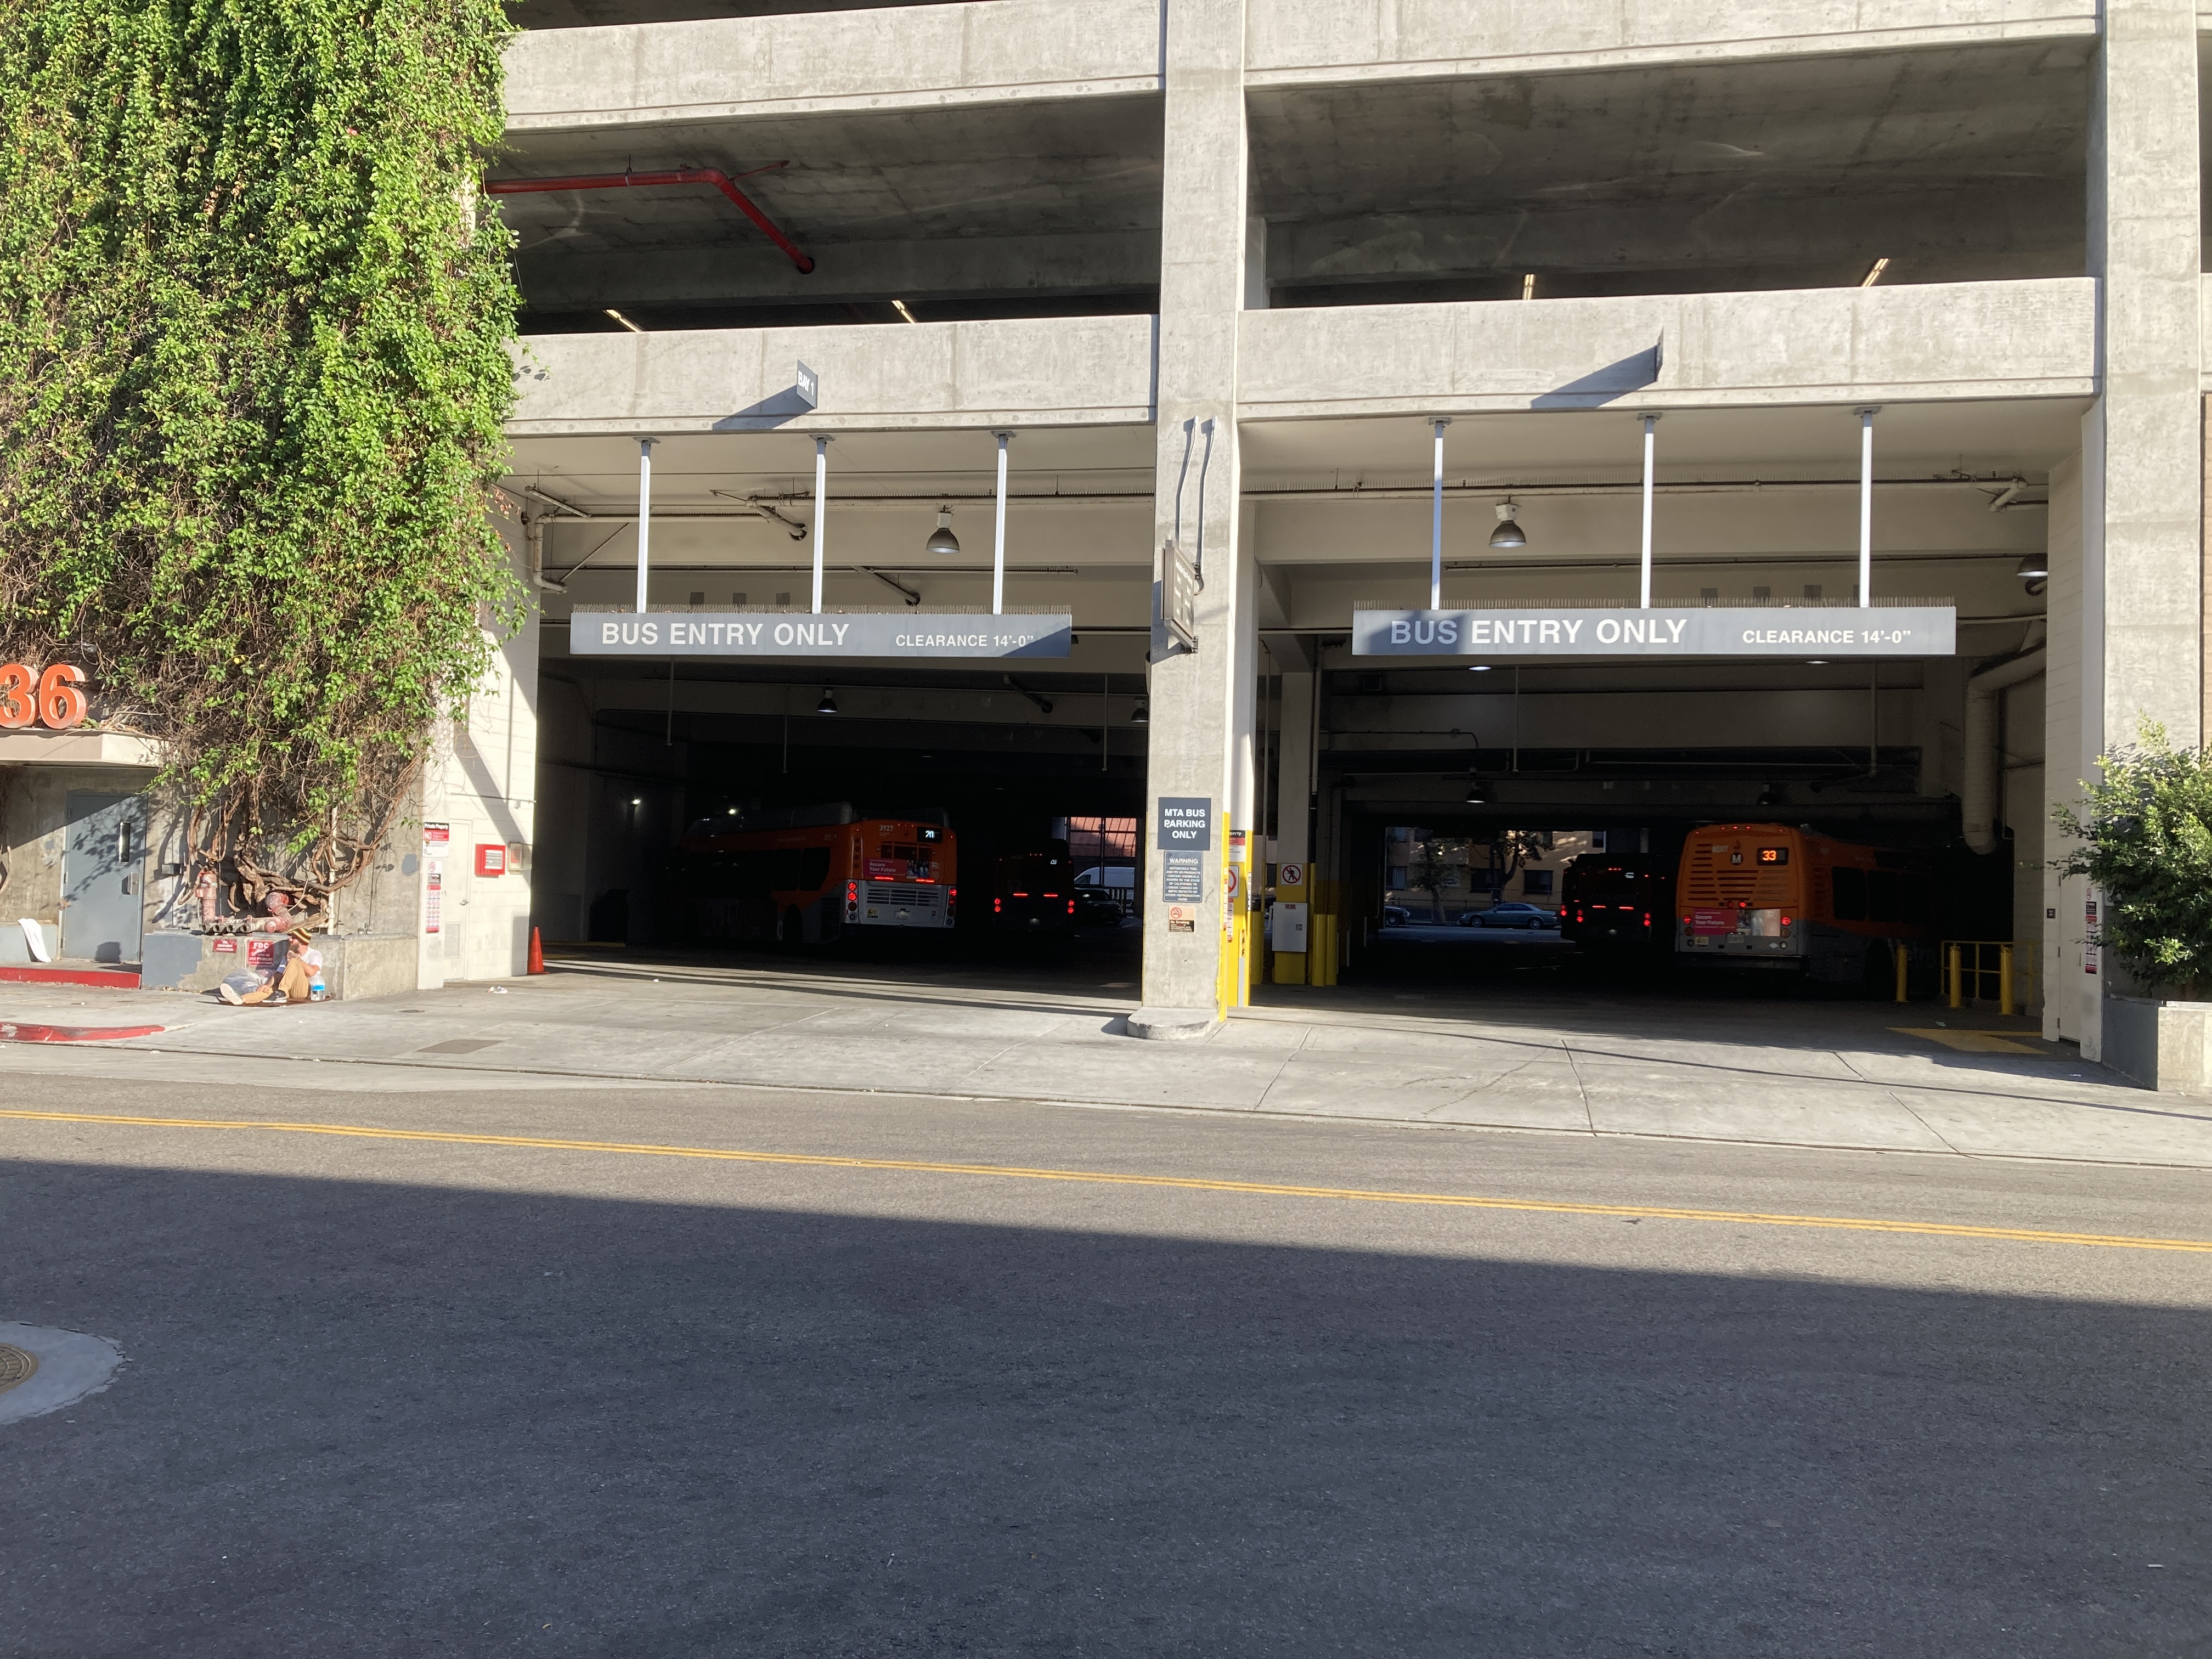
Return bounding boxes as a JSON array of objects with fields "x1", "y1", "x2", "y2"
[{"x1": 0, "y1": 0, "x2": 521, "y2": 907}]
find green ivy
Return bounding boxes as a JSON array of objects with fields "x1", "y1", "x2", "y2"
[
  {"x1": 0, "y1": 0, "x2": 520, "y2": 878},
  {"x1": 2053, "y1": 721, "x2": 2212, "y2": 996}
]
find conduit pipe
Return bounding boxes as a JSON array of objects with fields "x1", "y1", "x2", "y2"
[
  {"x1": 484, "y1": 165, "x2": 815, "y2": 274},
  {"x1": 1961, "y1": 649, "x2": 2045, "y2": 853}
]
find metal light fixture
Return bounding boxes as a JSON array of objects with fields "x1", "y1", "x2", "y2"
[
  {"x1": 1464, "y1": 781, "x2": 1493, "y2": 805},
  {"x1": 815, "y1": 688, "x2": 838, "y2": 715},
  {"x1": 1755, "y1": 783, "x2": 1785, "y2": 808},
  {"x1": 1130, "y1": 699, "x2": 1149, "y2": 725},
  {"x1": 2016, "y1": 552, "x2": 2050, "y2": 582},
  {"x1": 924, "y1": 507, "x2": 960, "y2": 556},
  {"x1": 1467, "y1": 664, "x2": 1493, "y2": 673},
  {"x1": 1488, "y1": 501, "x2": 1527, "y2": 549}
]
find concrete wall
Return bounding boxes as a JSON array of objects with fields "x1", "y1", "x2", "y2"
[
  {"x1": 505, "y1": 0, "x2": 1161, "y2": 130},
  {"x1": 1245, "y1": 0, "x2": 2095, "y2": 84},
  {"x1": 419, "y1": 522, "x2": 543, "y2": 986},
  {"x1": 1237, "y1": 280, "x2": 2097, "y2": 419},
  {"x1": 511, "y1": 315, "x2": 1158, "y2": 435},
  {"x1": 2043, "y1": 450, "x2": 2086, "y2": 1043}
]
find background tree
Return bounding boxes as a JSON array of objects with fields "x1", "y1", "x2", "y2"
[
  {"x1": 1407, "y1": 838, "x2": 1459, "y2": 921},
  {"x1": 2052, "y1": 721, "x2": 2212, "y2": 997},
  {"x1": 0, "y1": 0, "x2": 521, "y2": 917},
  {"x1": 1481, "y1": 829, "x2": 1554, "y2": 899}
]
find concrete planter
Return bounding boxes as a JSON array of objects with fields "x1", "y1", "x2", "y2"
[{"x1": 2101, "y1": 995, "x2": 2212, "y2": 1094}]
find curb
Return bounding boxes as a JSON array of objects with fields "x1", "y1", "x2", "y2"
[{"x1": 0, "y1": 1021, "x2": 166, "y2": 1044}]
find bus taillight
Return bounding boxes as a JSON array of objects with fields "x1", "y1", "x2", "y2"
[{"x1": 993, "y1": 896, "x2": 1002, "y2": 913}]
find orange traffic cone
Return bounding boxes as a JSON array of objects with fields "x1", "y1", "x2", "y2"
[{"x1": 527, "y1": 926, "x2": 545, "y2": 975}]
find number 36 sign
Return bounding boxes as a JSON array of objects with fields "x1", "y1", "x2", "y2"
[{"x1": 0, "y1": 663, "x2": 89, "y2": 730}]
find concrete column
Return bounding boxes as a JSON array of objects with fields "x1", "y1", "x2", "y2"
[
  {"x1": 2075, "y1": 1, "x2": 2201, "y2": 1058},
  {"x1": 1269, "y1": 670, "x2": 1317, "y2": 983},
  {"x1": 2044, "y1": 454, "x2": 2086, "y2": 1045},
  {"x1": 1138, "y1": 0, "x2": 1252, "y2": 1024}
]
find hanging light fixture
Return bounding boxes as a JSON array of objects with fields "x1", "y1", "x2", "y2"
[
  {"x1": 924, "y1": 507, "x2": 960, "y2": 555},
  {"x1": 1130, "y1": 699, "x2": 1149, "y2": 725},
  {"x1": 2015, "y1": 551, "x2": 2050, "y2": 582},
  {"x1": 1488, "y1": 501, "x2": 1526, "y2": 549},
  {"x1": 1464, "y1": 781, "x2": 1493, "y2": 805},
  {"x1": 1755, "y1": 783, "x2": 1785, "y2": 809},
  {"x1": 815, "y1": 688, "x2": 838, "y2": 715}
]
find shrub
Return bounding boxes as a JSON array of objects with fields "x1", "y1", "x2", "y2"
[{"x1": 2051, "y1": 721, "x2": 2212, "y2": 996}]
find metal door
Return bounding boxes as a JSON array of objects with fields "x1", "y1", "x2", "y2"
[{"x1": 62, "y1": 792, "x2": 146, "y2": 963}]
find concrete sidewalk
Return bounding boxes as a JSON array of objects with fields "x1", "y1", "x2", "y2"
[{"x1": 3, "y1": 953, "x2": 2207, "y2": 1167}]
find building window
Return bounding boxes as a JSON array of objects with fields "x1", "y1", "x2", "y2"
[{"x1": 1522, "y1": 870, "x2": 1554, "y2": 895}]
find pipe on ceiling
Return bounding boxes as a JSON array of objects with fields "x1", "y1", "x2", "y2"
[{"x1": 485, "y1": 165, "x2": 815, "y2": 274}]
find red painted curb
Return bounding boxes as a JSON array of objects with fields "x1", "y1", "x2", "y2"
[
  {"x1": 0, "y1": 966, "x2": 142, "y2": 989},
  {"x1": 0, "y1": 1022, "x2": 165, "y2": 1043}
]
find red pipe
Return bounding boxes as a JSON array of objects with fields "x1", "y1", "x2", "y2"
[{"x1": 485, "y1": 163, "x2": 815, "y2": 274}]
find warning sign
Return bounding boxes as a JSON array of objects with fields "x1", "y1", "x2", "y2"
[
  {"x1": 1162, "y1": 852, "x2": 1204, "y2": 904},
  {"x1": 1167, "y1": 906, "x2": 1194, "y2": 933}
]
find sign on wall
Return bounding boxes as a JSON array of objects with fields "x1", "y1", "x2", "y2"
[
  {"x1": 1162, "y1": 851, "x2": 1204, "y2": 904},
  {"x1": 568, "y1": 612, "x2": 1072, "y2": 659},
  {"x1": 1160, "y1": 542, "x2": 1199, "y2": 652},
  {"x1": 1157, "y1": 797, "x2": 1212, "y2": 851},
  {"x1": 1353, "y1": 607, "x2": 1956, "y2": 658}
]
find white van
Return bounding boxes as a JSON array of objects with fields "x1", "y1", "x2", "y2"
[{"x1": 1075, "y1": 866, "x2": 1136, "y2": 912}]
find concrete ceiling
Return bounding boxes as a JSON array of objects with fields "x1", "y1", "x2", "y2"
[
  {"x1": 1239, "y1": 400, "x2": 2090, "y2": 488},
  {"x1": 1249, "y1": 41, "x2": 2092, "y2": 297},
  {"x1": 507, "y1": 424, "x2": 1156, "y2": 511},
  {"x1": 495, "y1": 95, "x2": 1164, "y2": 314}
]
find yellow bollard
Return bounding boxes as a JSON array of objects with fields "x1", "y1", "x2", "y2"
[
  {"x1": 1894, "y1": 942, "x2": 1909, "y2": 1003},
  {"x1": 1946, "y1": 943, "x2": 1962, "y2": 1009},
  {"x1": 1999, "y1": 943, "x2": 2015, "y2": 1018}
]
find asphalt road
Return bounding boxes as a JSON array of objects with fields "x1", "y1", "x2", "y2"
[{"x1": 4, "y1": 1050, "x2": 2208, "y2": 1657}]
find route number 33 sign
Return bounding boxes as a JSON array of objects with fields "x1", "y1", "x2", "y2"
[{"x1": 0, "y1": 663, "x2": 89, "y2": 730}]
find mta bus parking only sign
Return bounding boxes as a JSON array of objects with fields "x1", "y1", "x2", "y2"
[{"x1": 1353, "y1": 605, "x2": 1956, "y2": 658}]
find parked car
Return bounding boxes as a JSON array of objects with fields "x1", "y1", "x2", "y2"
[
  {"x1": 1463, "y1": 901, "x2": 1559, "y2": 929},
  {"x1": 1071, "y1": 884, "x2": 1124, "y2": 927},
  {"x1": 1381, "y1": 905, "x2": 1412, "y2": 927}
]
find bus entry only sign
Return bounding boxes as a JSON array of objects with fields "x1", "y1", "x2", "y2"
[
  {"x1": 1352, "y1": 606, "x2": 1955, "y2": 658},
  {"x1": 571, "y1": 612, "x2": 1073, "y2": 659}
]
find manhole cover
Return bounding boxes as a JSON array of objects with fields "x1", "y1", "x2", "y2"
[{"x1": 0, "y1": 1344, "x2": 38, "y2": 1395}]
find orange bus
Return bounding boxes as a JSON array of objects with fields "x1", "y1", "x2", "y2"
[
  {"x1": 1675, "y1": 822, "x2": 1934, "y2": 984},
  {"x1": 682, "y1": 805, "x2": 957, "y2": 946}
]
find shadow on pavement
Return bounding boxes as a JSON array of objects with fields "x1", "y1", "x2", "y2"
[{"x1": 4, "y1": 1156, "x2": 2205, "y2": 1656}]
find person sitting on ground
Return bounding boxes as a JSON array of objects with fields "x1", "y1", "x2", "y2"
[{"x1": 218, "y1": 927, "x2": 321, "y2": 1006}]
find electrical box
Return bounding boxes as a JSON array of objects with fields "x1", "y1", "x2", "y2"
[{"x1": 475, "y1": 843, "x2": 507, "y2": 878}]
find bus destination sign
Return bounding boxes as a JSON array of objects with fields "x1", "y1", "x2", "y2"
[
  {"x1": 1353, "y1": 606, "x2": 1956, "y2": 659},
  {"x1": 570, "y1": 611, "x2": 1073, "y2": 659}
]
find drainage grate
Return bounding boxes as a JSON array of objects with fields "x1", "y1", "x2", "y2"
[
  {"x1": 0, "y1": 1344, "x2": 37, "y2": 1395},
  {"x1": 418, "y1": 1039, "x2": 499, "y2": 1055}
]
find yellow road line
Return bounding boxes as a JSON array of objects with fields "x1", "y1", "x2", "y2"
[{"x1": 3, "y1": 1106, "x2": 2207, "y2": 1254}]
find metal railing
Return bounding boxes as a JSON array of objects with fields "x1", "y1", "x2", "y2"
[{"x1": 1932, "y1": 939, "x2": 2035, "y2": 1016}]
